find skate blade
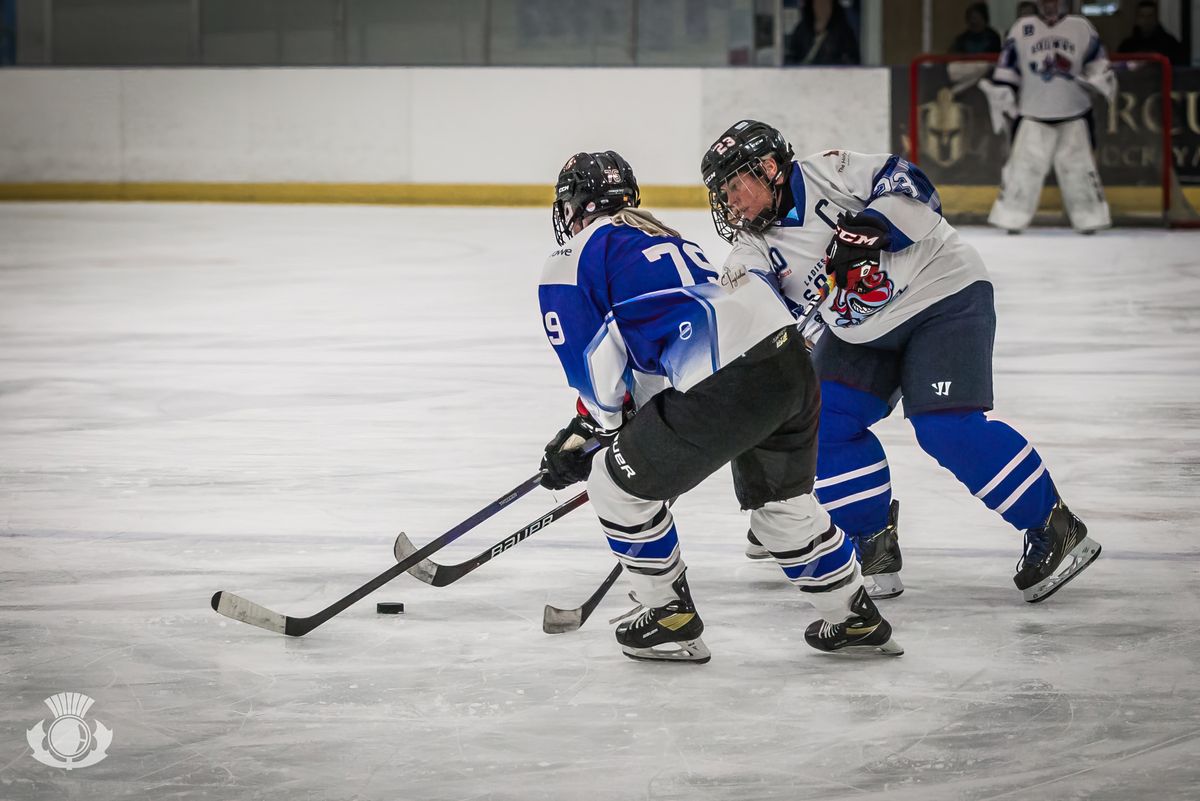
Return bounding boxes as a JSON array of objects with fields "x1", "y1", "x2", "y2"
[
  {"x1": 865, "y1": 573, "x2": 904, "y2": 600},
  {"x1": 1023, "y1": 536, "x2": 1102, "y2": 603},
  {"x1": 809, "y1": 637, "x2": 905, "y2": 657},
  {"x1": 621, "y1": 638, "x2": 711, "y2": 664},
  {"x1": 745, "y1": 546, "x2": 772, "y2": 560}
]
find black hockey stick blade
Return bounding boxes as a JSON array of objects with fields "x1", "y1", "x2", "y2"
[
  {"x1": 543, "y1": 562, "x2": 624, "y2": 634},
  {"x1": 211, "y1": 470, "x2": 545, "y2": 637},
  {"x1": 392, "y1": 532, "x2": 439, "y2": 584},
  {"x1": 394, "y1": 490, "x2": 590, "y2": 587}
]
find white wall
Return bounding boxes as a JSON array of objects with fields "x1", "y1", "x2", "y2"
[{"x1": 0, "y1": 67, "x2": 891, "y2": 185}]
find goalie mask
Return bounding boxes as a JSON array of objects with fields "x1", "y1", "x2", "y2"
[
  {"x1": 552, "y1": 151, "x2": 641, "y2": 245},
  {"x1": 701, "y1": 120, "x2": 794, "y2": 243},
  {"x1": 1038, "y1": 0, "x2": 1067, "y2": 23}
]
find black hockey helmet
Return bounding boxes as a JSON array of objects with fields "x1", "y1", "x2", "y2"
[
  {"x1": 701, "y1": 120, "x2": 794, "y2": 242},
  {"x1": 552, "y1": 151, "x2": 641, "y2": 245}
]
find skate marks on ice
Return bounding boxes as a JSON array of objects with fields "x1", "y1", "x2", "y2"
[{"x1": 2, "y1": 207, "x2": 1200, "y2": 799}]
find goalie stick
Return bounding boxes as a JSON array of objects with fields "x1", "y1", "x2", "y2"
[
  {"x1": 392, "y1": 489, "x2": 590, "y2": 586},
  {"x1": 210, "y1": 469, "x2": 545, "y2": 637}
]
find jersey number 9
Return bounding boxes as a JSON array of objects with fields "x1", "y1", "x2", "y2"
[{"x1": 544, "y1": 311, "x2": 565, "y2": 345}]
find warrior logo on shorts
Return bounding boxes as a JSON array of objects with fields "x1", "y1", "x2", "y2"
[
  {"x1": 26, "y1": 692, "x2": 113, "y2": 770},
  {"x1": 828, "y1": 270, "x2": 895, "y2": 327}
]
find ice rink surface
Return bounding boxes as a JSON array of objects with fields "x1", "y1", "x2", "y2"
[{"x1": 1, "y1": 202, "x2": 1199, "y2": 801}]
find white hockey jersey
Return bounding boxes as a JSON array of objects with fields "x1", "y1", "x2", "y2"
[
  {"x1": 722, "y1": 150, "x2": 988, "y2": 346},
  {"x1": 994, "y1": 14, "x2": 1116, "y2": 122}
]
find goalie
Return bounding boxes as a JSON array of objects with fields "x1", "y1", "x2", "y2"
[{"x1": 987, "y1": 0, "x2": 1117, "y2": 234}]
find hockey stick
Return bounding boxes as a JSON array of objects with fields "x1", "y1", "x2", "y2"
[
  {"x1": 210, "y1": 470, "x2": 545, "y2": 637},
  {"x1": 392, "y1": 489, "x2": 591, "y2": 586},
  {"x1": 542, "y1": 562, "x2": 624, "y2": 634}
]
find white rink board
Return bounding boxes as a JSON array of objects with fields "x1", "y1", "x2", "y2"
[
  {"x1": 0, "y1": 67, "x2": 890, "y2": 184},
  {"x1": 2, "y1": 204, "x2": 1199, "y2": 801}
]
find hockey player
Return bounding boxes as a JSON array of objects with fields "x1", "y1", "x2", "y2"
[
  {"x1": 536, "y1": 150, "x2": 901, "y2": 663},
  {"x1": 702, "y1": 120, "x2": 1101, "y2": 604},
  {"x1": 987, "y1": 0, "x2": 1117, "y2": 233}
]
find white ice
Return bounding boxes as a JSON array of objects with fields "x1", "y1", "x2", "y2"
[{"x1": 1, "y1": 203, "x2": 1199, "y2": 801}]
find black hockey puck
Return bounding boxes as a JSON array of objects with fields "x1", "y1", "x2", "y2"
[{"x1": 376, "y1": 602, "x2": 405, "y2": 615}]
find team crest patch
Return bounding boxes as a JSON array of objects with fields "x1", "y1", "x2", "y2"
[{"x1": 828, "y1": 270, "x2": 895, "y2": 327}]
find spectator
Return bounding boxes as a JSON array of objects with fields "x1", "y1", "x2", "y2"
[
  {"x1": 949, "y1": 2, "x2": 1002, "y2": 54},
  {"x1": 1117, "y1": 0, "x2": 1186, "y2": 66},
  {"x1": 787, "y1": 0, "x2": 860, "y2": 66},
  {"x1": 0, "y1": 0, "x2": 14, "y2": 66},
  {"x1": 1016, "y1": 2, "x2": 1038, "y2": 19}
]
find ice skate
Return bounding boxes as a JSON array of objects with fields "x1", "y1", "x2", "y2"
[
  {"x1": 744, "y1": 529, "x2": 771, "y2": 560},
  {"x1": 1014, "y1": 499, "x2": 1100, "y2": 603},
  {"x1": 804, "y1": 586, "x2": 903, "y2": 656},
  {"x1": 849, "y1": 500, "x2": 904, "y2": 600},
  {"x1": 615, "y1": 571, "x2": 710, "y2": 664}
]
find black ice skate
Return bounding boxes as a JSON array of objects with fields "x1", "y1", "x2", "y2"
[
  {"x1": 849, "y1": 499, "x2": 904, "y2": 600},
  {"x1": 1014, "y1": 499, "x2": 1101, "y2": 603},
  {"x1": 804, "y1": 586, "x2": 904, "y2": 656},
  {"x1": 614, "y1": 571, "x2": 710, "y2": 664}
]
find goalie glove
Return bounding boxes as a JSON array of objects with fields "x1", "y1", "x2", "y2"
[
  {"x1": 1079, "y1": 65, "x2": 1117, "y2": 103},
  {"x1": 824, "y1": 213, "x2": 891, "y2": 294},
  {"x1": 977, "y1": 78, "x2": 1017, "y2": 136}
]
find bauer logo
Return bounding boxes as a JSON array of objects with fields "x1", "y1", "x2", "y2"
[
  {"x1": 26, "y1": 692, "x2": 113, "y2": 770},
  {"x1": 491, "y1": 514, "x2": 554, "y2": 558}
]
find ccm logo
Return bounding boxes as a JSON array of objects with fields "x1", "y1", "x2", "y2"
[
  {"x1": 490, "y1": 513, "x2": 554, "y2": 558},
  {"x1": 836, "y1": 229, "x2": 880, "y2": 246}
]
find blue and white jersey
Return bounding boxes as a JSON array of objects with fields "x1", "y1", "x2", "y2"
[
  {"x1": 539, "y1": 216, "x2": 796, "y2": 430},
  {"x1": 723, "y1": 150, "x2": 989, "y2": 345}
]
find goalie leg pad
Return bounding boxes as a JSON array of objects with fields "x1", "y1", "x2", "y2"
[
  {"x1": 989, "y1": 118, "x2": 1057, "y2": 232},
  {"x1": 1053, "y1": 117, "x2": 1111, "y2": 232}
]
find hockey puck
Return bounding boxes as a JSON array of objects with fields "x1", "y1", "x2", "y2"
[{"x1": 376, "y1": 602, "x2": 405, "y2": 615}]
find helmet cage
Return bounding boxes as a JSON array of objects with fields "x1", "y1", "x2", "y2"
[
  {"x1": 701, "y1": 120, "x2": 793, "y2": 243},
  {"x1": 706, "y1": 158, "x2": 784, "y2": 243}
]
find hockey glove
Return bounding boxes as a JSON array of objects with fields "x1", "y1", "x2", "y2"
[
  {"x1": 824, "y1": 213, "x2": 891, "y2": 294},
  {"x1": 539, "y1": 403, "x2": 621, "y2": 490}
]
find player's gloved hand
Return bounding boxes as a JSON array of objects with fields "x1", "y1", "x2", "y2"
[
  {"x1": 539, "y1": 401, "x2": 623, "y2": 490},
  {"x1": 824, "y1": 213, "x2": 891, "y2": 293}
]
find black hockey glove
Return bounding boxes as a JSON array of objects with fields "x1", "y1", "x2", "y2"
[
  {"x1": 539, "y1": 401, "x2": 626, "y2": 490},
  {"x1": 824, "y1": 213, "x2": 891, "y2": 294},
  {"x1": 539, "y1": 417, "x2": 599, "y2": 490}
]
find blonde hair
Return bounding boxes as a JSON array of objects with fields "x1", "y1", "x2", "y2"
[{"x1": 610, "y1": 207, "x2": 680, "y2": 239}]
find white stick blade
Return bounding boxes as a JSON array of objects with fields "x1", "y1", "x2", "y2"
[
  {"x1": 542, "y1": 605, "x2": 584, "y2": 634},
  {"x1": 212, "y1": 591, "x2": 288, "y2": 634},
  {"x1": 393, "y1": 532, "x2": 438, "y2": 585}
]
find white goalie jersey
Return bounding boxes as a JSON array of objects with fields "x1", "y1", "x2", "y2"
[{"x1": 994, "y1": 14, "x2": 1116, "y2": 122}]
